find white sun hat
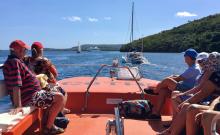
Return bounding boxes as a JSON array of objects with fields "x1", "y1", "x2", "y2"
[{"x1": 197, "y1": 52, "x2": 209, "y2": 61}]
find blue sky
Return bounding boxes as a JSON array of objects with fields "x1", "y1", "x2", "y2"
[{"x1": 0, "y1": 0, "x2": 220, "y2": 50}]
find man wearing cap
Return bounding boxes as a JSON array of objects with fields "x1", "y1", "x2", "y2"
[
  {"x1": 145, "y1": 48, "x2": 201, "y2": 120},
  {"x1": 3, "y1": 40, "x2": 65, "y2": 134}
]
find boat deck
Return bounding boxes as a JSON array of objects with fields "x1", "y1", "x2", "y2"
[
  {"x1": 21, "y1": 77, "x2": 173, "y2": 135},
  {"x1": 24, "y1": 114, "x2": 172, "y2": 135},
  {"x1": 61, "y1": 114, "x2": 171, "y2": 135},
  {"x1": 62, "y1": 114, "x2": 171, "y2": 135}
]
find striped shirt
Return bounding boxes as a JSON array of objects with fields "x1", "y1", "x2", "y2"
[{"x1": 3, "y1": 54, "x2": 41, "y2": 106}]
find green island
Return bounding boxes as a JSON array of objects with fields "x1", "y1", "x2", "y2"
[{"x1": 120, "y1": 13, "x2": 220, "y2": 52}]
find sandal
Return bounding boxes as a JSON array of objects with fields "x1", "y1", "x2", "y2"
[
  {"x1": 144, "y1": 88, "x2": 158, "y2": 95},
  {"x1": 43, "y1": 125, "x2": 64, "y2": 135},
  {"x1": 145, "y1": 114, "x2": 161, "y2": 121},
  {"x1": 157, "y1": 128, "x2": 171, "y2": 135},
  {"x1": 62, "y1": 108, "x2": 71, "y2": 114}
]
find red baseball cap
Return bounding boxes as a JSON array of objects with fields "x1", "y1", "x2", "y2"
[
  {"x1": 31, "y1": 42, "x2": 44, "y2": 50},
  {"x1": 9, "y1": 40, "x2": 30, "y2": 50}
]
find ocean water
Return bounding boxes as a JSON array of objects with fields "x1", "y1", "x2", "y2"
[
  {"x1": 0, "y1": 50, "x2": 186, "y2": 81},
  {"x1": 0, "y1": 50, "x2": 186, "y2": 105}
]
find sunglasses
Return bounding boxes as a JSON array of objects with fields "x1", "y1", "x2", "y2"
[{"x1": 22, "y1": 48, "x2": 28, "y2": 53}]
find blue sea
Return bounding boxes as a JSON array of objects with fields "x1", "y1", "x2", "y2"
[{"x1": 0, "y1": 50, "x2": 186, "y2": 105}]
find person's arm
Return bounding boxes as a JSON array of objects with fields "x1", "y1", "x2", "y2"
[
  {"x1": 48, "y1": 65, "x2": 58, "y2": 78},
  {"x1": 177, "y1": 71, "x2": 215, "y2": 111},
  {"x1": 209, "y1": 97, "x2": 220, "y2": 110},
  {"x1": 43, "y1": 58, "x2": 58, "y2": 78},
  {"x1": 12, "y1": 87, "x2": 22, "y2": 107},
  {"x1": 10, "y1": 87, "x2": 23, "y2": 115},
  {"x1": 182, "y1": 87, "x2": 200, "y2": 95},
  {"x1": 187, "y1": 87, "x2": 215, "y2": 104},
  {"x1": 4, "y1": 60, "x2": 24, "y2": 115},
  {"x1": 182, "y1": 71, "x2": 212, "y2": 95}
]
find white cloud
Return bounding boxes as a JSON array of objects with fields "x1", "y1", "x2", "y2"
[
  {"x1": 104, "y1": 17, "x2": 112, "y2": 20},
  {"x1": 88, "y1": 17, "x2": 98, "y2": 22},
  {"x1": 175, "y1": 11, "x2": 198, "y2": 17},
  {"x1": 62, "y1": 16, "x2": 82, "y2": 22}
]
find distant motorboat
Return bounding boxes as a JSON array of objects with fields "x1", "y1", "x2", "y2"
[{"x1": 87, "y1": 46, "x2": 100, "y2": 51}]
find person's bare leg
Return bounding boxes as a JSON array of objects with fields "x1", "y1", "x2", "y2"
[
  {"x1": 158, "y1": 103, "x2": 190, "y2": 135},
  {"x1": 170, "y1": 103, "x2": 190, "y2": 135},
  {"x1": 154, "y1": 78, "x2": 177, "y2": 93},
  {"x1": 186, "y1": 104, "x2": 209, "y2": 135},
  {"x1": 171, "y1": 91, "x2": 181, "y2": 118},
  {"x1": 152, "y1": 89, "x2": 171, "y2": 115},
  {"x1": 46, "y1": 92, "x2": 64, "y2": 129},
  {"x1": 62, "y1": 93, "x2": 70, "y2": 114},
  {"x1": 201, "y1": 111, "x2": 220, "y2": 135}
]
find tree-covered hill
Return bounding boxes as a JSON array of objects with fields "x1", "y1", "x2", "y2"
[{"x1": 120, "y1": 14, "x2": 220, "y2": 52}]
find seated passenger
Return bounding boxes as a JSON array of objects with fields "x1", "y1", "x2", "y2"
[
  {"x1": 200, "y1": 110, "x2": 220, "y2": 135},
  {"x1": 24, "y1": 42, "x2": 70, "y2": 114},
  {"x1": 185, "y1": 96, "x2": 220, "y2": 135},
  {"x1": 146, "y1": 49, "x2": 201, "y2": 120},
  {"x1": 158, "y1": 51, "x2": 220, "y2": 135},
  {"x1": 172, "y1": 52, "x2": 210, "y2": 116},
  {"x1": 3, "y1": 40, "x2": 65, "y2": 134}
]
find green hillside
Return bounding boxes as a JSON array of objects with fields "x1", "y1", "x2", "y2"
[{"x1": 120, "y1": 14, "x2": 220, "y2": 52}]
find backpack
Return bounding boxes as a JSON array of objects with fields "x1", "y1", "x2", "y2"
[
  {"x1": 117, "y1": 100, "x2": 153, "y2": 119},
  {"x1": 54, "y1": 112, "x2": 69, "y2": 129},
  {"x1": 54, "y1": 117, "x2": 69, "y2": 129}
]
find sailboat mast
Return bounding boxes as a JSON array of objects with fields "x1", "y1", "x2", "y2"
[
  {"x1": 130, "y1": 2, "x2": 134, "y2": 44},
  {"x1": 141, "y1": 37, "x2": 144, "y2": 52}
]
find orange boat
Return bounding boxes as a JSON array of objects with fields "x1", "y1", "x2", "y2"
[{"x1": 0, "y1": 65, "x2": 173, "y2": 135}]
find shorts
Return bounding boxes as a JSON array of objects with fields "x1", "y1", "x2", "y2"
[
  {"x1": 177, "y1": 95, "x2": 214, "y2": 105},
  {"x1": 47, "y1": 84, "x2": 66, "y2": 96},
  {"x1": 179, "y1": 95, "x2": 192, "y2": 101},
  {"x1": 176, "y1": 82, "x2": 191, "y2": 92},
  {"x1": 209, "y1": 71, "x2": 220, "y2": 87},
  {"x1": 29, "y1": 90, "x2": 54, "y2": 109},
  {"x1": 200, "y1": 96, "x2": 215, "y2": 105}
]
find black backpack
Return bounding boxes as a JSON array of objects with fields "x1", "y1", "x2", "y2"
[
  {"x1": 54, "y1": 117, "x2": 69, "y2": 129},
  {"x1": 54, "y1": 112, "x2": 69, "y2": 129}
]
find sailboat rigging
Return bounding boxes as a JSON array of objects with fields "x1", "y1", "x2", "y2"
[
  {"x1": 77, "y1": 42, "x2": 81, "y2": 53},
  {"x1": 121, "y1": 2, "x2": 148, "y2": 64}
]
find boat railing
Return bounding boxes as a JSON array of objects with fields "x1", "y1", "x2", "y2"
[
  {"x1": 115, "y1": 107, "x2": 124, "y2": 135},
  {"x1": 105, "y1": 107, "x2": 124, "y2": 135},
  {"x1": 82, "y1": 64, "x2": 145, "y2": 111}
]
